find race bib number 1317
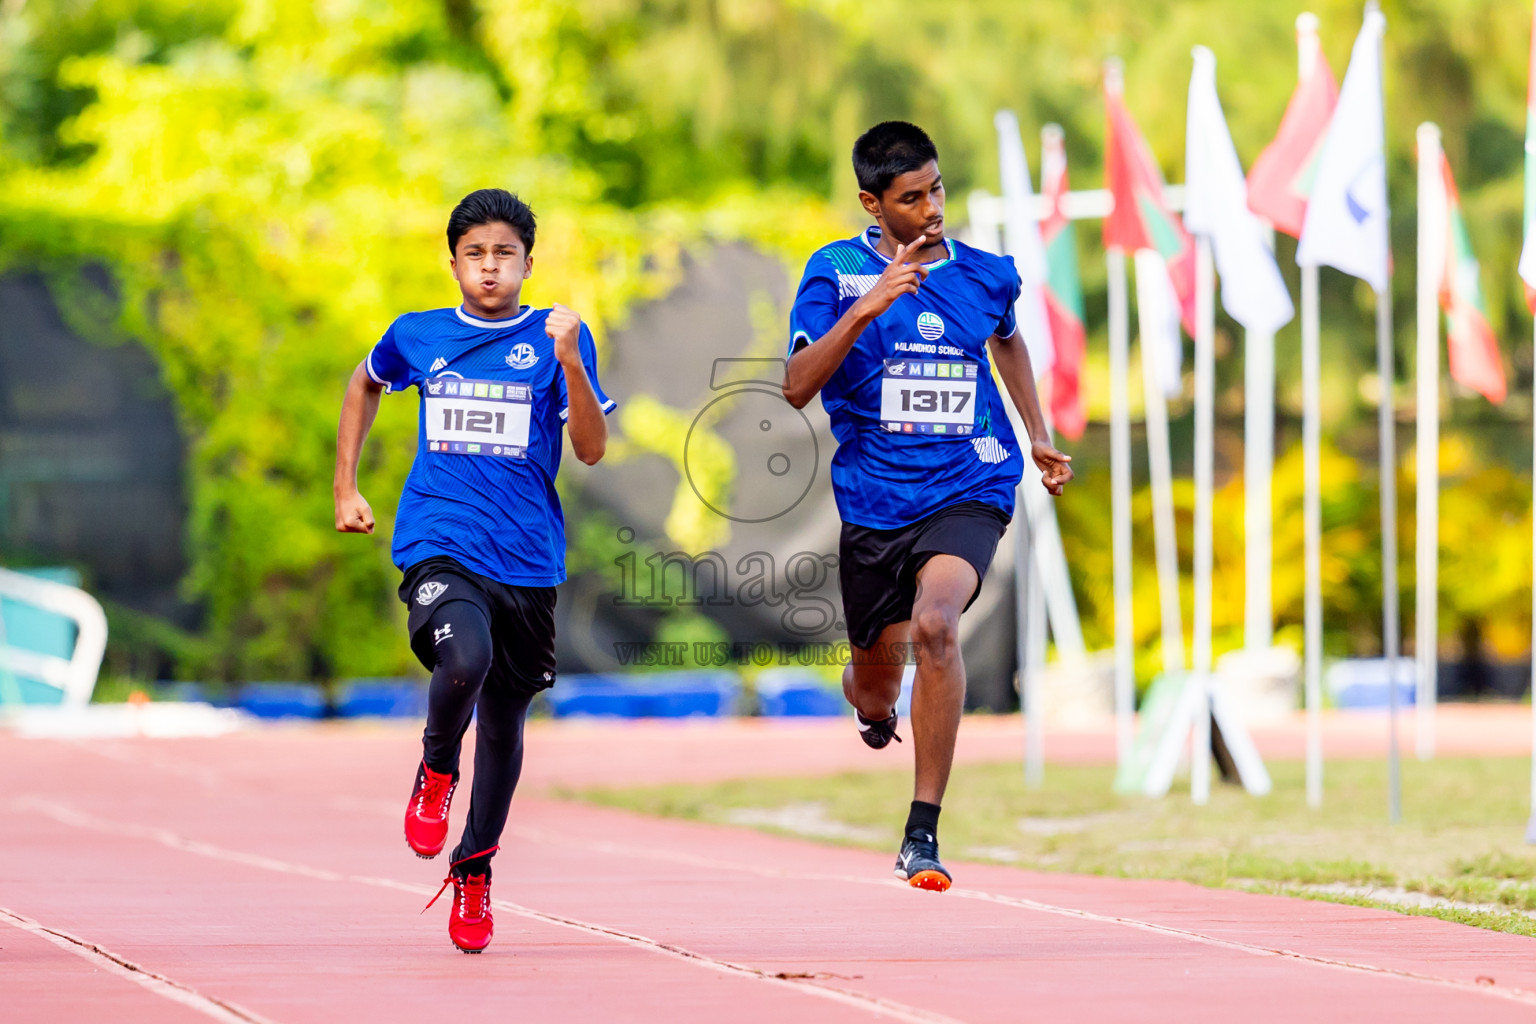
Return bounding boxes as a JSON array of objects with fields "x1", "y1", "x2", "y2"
[{"x1": 880, "y1": 359, "x2": 979, "y2": 435}]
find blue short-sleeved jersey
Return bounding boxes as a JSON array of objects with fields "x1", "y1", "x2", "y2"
[
  {"x1": 789, "y1": 227, "x2": 1025, "y2": 529},
  {"x1": 367, "y1": 305, "x2": 616, "y2": 586}
]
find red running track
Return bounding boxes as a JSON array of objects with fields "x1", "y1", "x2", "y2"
[{"x1": 4, "y1": 717, "x2": 1536, "y2": 1023}]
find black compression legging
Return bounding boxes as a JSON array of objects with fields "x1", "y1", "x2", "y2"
[{"x1": 419, "y1": 600, "x2": 532, "y2": 879}]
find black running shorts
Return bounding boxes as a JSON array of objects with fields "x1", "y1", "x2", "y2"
[
  {"x1": 399, "y1": 556, "x2": 558, "y2": 697},
  {"x1": 838, "y1": 501, "x2": 1011, "y2": 650}
]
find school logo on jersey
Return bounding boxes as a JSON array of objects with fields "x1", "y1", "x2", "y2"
[
  {"x1": 916, "y1": 311, "x2": 945, "y2": 341},
  {"x1": 505, "y1": 342, "x2": 539, "y2": 370},
  {"x1": 430, "y1": 356, "x2": 448, "y2": 373},
  {"x1": 416, "y1": 581, "x2": 449, "y2": 606}
]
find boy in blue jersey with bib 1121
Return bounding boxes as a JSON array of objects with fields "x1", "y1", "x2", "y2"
[
  {"x1": 783, "y1": 122, "x2": 1073, "y2": 892},
  {"x1": 333, "y1": 189, "x2": 615, "y2": 952}
]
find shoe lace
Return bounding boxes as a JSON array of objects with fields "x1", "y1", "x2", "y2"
[
  {"x1": 905, "y1": 831, "x2": 939, "y2": 861},
  {"x1": 416, "y1": 771, "x2": 454, "y2": 818},
  {"x1": 421, "y1": 845, "x2": 499, "y2": 914},
  {"x1": 859, "y1": 711, "x2": 903, "y2": 744},
  {"x1": 458, "y1": 875, "x2": 489, "y2": 920}
]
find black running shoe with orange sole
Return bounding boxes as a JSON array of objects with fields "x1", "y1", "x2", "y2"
[{"x1": 894, "y1": 830, "x2": 952, "y2": 892}]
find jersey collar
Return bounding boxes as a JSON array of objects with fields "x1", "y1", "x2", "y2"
[
  {"x1": 860, "y1": 227, "x2": 956, "y2": 270},
  {"x1": 456, "y1": 305, "x2": 536, "y2": 329}
]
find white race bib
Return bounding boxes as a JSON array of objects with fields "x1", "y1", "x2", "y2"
[
  {"x1": 423, "y1": 377, "x2": 533, "y2": 458},
  {"x1": 879, "y1": 359, "x2": 979, "y2": 435}
]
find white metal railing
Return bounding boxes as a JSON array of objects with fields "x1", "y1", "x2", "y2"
[{"x1": 0, "y1": 567, "x2": 108, "y2": 708}]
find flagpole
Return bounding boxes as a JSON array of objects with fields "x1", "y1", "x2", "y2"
[
  {"x1": 1520, "y1": 1, "x2": 1536, "y2": 846},
  {"x1": 1414, "y1": 122, "x2": 1441, "y2": 762},
  {"x1": 1023, "y1": 513, "x2": 1048, "y2": 786},
  {"x1": 1295, "y1": 9, "x2": 1326, "y2": 809},
  {"x1": 1013, "y1": 508, "x2": 1045, "y2": 786},
  {"x1": 1192, "y1": 234, "x2": 1216, "y2": 805},
  {"x1": 1108, "y1": 245, "x2": 1135, "y2": 765},
  {"x1": 1302, "y1": 261, "x2": 1324, "y2": 808},
  {"x1": 1245, "y1": 323, "x2": 1275, "y2": 653},
  {"x1": 1529, "y1": 314, "x2": 1536, "y2": 843},
  {"x1": 1378, "y1": 281, "x2": 1403, "y2": 825},
  {"x1": 1367, "y1": 0, "x2": 1402, "y2": 826},
  {"x1": 1133, "y1": 250, "x2": 1188, "y2": 675}
]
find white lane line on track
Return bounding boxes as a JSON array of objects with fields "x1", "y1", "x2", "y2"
[
  {"x1": 12, "y1": 799, "x2": 961, "y2": 1024},
  {"x1": 334, "y1": 798, "x2": 1536, "y2": 1007},
  {"x1": 0, "y1": 905, "x2": 279, "y2": 1024},
  {"x1": 503, "y1": 823, "x2": 1536, "y2": 1009}
]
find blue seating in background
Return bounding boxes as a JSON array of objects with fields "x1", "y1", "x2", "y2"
[
  {"x1": 335, "y1": 679, "x2": 428, "y2": 718},
  {"x1": 755, "y1": 668, "x2": 845, "y2": 717},
  {"x1": 1325, "y1": 658, "x2": 1416, "y2": 710},
  {"x1": 548, "y1": 671, "x2": 739, "y2": 719},
  {"x1": 237, "y1": 682, "x2": 328, "y2": 719}
]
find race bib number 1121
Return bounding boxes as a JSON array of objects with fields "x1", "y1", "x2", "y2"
[
  {"x1": 880, "y1": 359, "x2": 980, "y2": 435},
  {"x1": 423, "y1": 377, "x2": 533, "y2": 458}
]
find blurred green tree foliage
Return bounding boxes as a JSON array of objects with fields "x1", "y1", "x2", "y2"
[{"x1": 0, "y1": 0, "x2": 1532, "y2": 680}]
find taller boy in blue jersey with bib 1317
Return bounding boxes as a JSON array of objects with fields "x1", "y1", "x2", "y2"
[
  {"x1": 784, "y1": 123, "x2": 1073, "y2": 892},
  {"x1": 333, "y1": 189, "x2": 613, "y2": 953}
]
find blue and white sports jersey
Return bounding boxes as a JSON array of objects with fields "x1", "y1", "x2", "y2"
[
  {"x1": 367, "y1": 305, "x2": 616, "y2": 587},
  {"x1": 789, "y1": 227, "x2": 1024, "y2": 529}
]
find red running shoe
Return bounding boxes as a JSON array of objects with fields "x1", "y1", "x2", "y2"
[
  {"x1": 404, "y1": 761, "x2": 457, "y2": 859},
  {"x1": 423, "y1": 846, "x2": 499, "y2": 954},
  {"x1": 446, "y1": 873, "x2": 493, "y2": 953}
]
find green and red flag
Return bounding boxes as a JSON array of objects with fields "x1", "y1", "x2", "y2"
[
  {"x1": 1247, "y1": 15, "x2": 1338, "y2": 238},
  {"x1": 1102, "y1": 71, "x2": 1197, "y2": 338},
  {"x1": 1434, "y1": 154, "x2": 1506, "y2": 403},
  {"x1": 1040, "y1": 126, "x2": 1086, "y2": 439}
]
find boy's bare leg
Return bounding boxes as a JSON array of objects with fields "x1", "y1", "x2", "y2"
[
  {"x1": 907, "y1": 554, "x2": 975, "y2": 805},
  {"x1": 843, "y1": 620, "x2": 910, "y2": 721}
]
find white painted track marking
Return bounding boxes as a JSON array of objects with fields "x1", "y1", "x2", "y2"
[
  {"x1": 0, "y1": 905, "x2": 279, "y2": 1024},
  {"x1": 13, "y1": 799, "x2": 961, "y2": 1024},
  {"x1": 501, "y1": 823, "x2": 1536, "y2": 1009}
]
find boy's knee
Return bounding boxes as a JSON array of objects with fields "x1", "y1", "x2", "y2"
[
  {"x1": 433, "y1": 615, "x2": 493, "y2": 685},
  {"x1": 911, "y1": 605, "x2": 959, "y2": 654}
]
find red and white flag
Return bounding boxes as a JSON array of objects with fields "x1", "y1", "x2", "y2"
[
  {"x1": 1041, "y1": 126, "x2": 1087, "y2": 439},
  {"x1": 1426, "y1": 153, "x2": 1506, "y2": 403},
  {"x1": 1247, "y1": 14, "x2": 1338, "y2": 238},
  {"x1": 1103, "y1": 66, "x2": 1196, "y2": 395}
]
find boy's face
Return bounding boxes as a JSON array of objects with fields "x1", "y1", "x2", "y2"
[
  {"x1": 450, "y1": 221, "x2": 531, "y2": 316},
  {"x1": 860, "y1": 160, "x2": 945, "y2": 247}
]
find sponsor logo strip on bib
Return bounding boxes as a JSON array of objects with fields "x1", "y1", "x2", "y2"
[
  {"x1": 423, "y1": 377, "x2": 533, "y2": 458},
  {"x1": 879, "y1": 359, "x2": 979, "y2": 435}
]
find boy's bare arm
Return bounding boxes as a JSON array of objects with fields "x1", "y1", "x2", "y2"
[{"x1": 335, "y1": 360, "x2": 385, "y2": 532}]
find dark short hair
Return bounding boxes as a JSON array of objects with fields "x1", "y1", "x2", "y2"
[
  {"x1": 447, "y1": 188, "x2": 536, "y2": 254},
  {"x1": 852, "y1": 122, "x2": 939, "y2": 196}
]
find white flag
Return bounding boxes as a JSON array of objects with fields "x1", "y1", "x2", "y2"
[
  {"x1": 1296, "y1": 7, "x2": 1389, "y2": 294},
  {"x1": 1134, "y1": 249, "x2": 1184, "y2": 397},
  {"x1": 994, "y1": 110, "x2": 1055, "y2": 379},
  {"x1": 1185, "y1": 46, "x2": 1294, "y2": 335}
]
